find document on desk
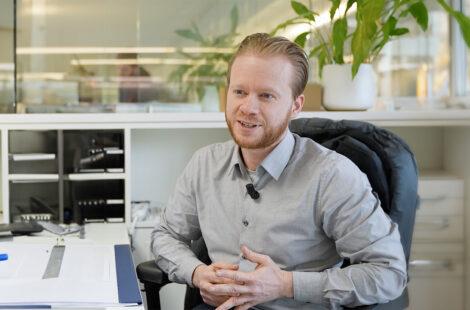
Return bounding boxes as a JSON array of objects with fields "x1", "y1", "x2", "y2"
[{"x1": 0, "y1": 243, "x2": 141, "y2": 307}]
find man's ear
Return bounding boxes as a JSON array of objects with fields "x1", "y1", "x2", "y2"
[{"x1": 290, "y1": 94, "x2": 304, "y2": 119}]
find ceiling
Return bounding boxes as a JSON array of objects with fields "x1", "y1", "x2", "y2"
[{"x1": 1, "y1": 0, "x2": 294, "y2": 47}]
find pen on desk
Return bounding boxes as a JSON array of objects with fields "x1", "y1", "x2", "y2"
[{"x1": 0, "y1": 253, "x2": 8, "y2": 261}]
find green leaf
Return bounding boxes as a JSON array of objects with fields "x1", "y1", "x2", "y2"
[
  {"x1": 309, "y1": 44, "x2": 324, "y2": 58},
  {"x1": 436, "y1": 0, "x2": 470, "y2": 48},
  {"x1": 373, "y1": 16, "x2": 396, "y2": 55},
  {"x1": 330, "y1": 0, "x2": 341, "y2": 20},
  {"x1": 318, "y1": 48, "x2": 327, "y2": 78},
  {"x1": 291, "y1": 1, "x2": 309, "y2": 15},
  {"x1": 230, "y1": 6, "x2": 238, "y2": 33},
  {"x1": 454, "y1": 12, "x2": 470, "y2": 48},
  {"x1": 390, "y1": 27, "x2": 409, "y2": 36},
  {"x1": 346, "y1": 0, "x2": 356, "y2": 13},
  {"x1": 291, "y1": 0, "x2": 315, "y2": 20},
  {"x1": 294, "y1": 31, "x2": 310, "y2": 48},
  {"x1": 409, "y1": 2, "x2": 428, "y2": 31},
  {"x1": 175, "y1": 29, "x2": 204, "y2": 43},
  {"x1": 351, "y1": 0, "x2": 385, "y2": 77},
  {"x1": 332, "y1": 17, "x2": 347, "y2": 64},
  {"x1": 270, "y1": 17, "x2": 305, "y2": 35}
]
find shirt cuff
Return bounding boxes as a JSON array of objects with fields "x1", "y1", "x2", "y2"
[
  {"x1": 180, "y1": 256, "x2": 205, "y2": 287},
  {"x1": 292, "y1": 271, "x2": 328, "y2": 305}
]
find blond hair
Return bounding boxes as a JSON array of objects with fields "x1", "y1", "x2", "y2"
[{"x1": 227, "y1": 33, "x2": 309, "y2": 99}]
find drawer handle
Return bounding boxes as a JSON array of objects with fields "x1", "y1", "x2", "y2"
[
  {"x1": 409, "y1": 259, "x2": 452, "y2": 271},
  {"x1": 420, "y1": 195, "x2": 447, "y2": 203},
  {"x1": 415, "y1": 218, "x2": 450, "y2": 230}
]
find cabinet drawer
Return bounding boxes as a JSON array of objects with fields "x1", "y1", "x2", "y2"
[
  {"x1": 418, "y1": 178, "x2": 463, "y2": 198},
  {"x1": 417, "y1": 197, "x2": 463, "y2": 216},
  {"x1": 413, "y1": 215, "x2": 463, "y2": 242},
  {"x1": 408, "y1": 276, "x2": 464, "y2": 310},
  {"x1": 410, "y1": 243, "x2": 464, "y2": 277}
]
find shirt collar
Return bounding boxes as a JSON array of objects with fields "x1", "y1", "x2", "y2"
[
  {"x1": 259, "y1": 131, "x2": 295, "y2": 181},
  {"x1": 228, "y1": 131, "x2": 295, "y2": 181},
  {"x1": 228, "y1": 142, "x2": 246, "y2": 177}
]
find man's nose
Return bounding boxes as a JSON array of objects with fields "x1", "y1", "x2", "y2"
[{"x1": 239, "y1": 95, "x2": 260, "y2": 114}]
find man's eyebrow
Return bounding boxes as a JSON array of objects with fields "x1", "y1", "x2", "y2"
[
  {"x1": 259, "y1": 87, "x2": 280, "y2": 97},
  {"x1": 231, "y1": 84, "x2": 245, "y2": 89}
]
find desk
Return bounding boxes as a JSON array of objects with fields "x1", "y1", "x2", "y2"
[{"x1": 0, "y1": 223, "x2": 143, "y2": 309}]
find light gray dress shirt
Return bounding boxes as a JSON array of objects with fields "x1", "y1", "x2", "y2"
[{"x1": 151, "y1": 131, "x2": 407, "y2": 309}]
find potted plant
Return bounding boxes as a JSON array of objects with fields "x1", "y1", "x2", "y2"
[
  {"x1": 272, "y1": 0, "x2": 470, "y2": 110},
  {"x1": 168, "y1": 6, "x2": 238, "y2": 112}
]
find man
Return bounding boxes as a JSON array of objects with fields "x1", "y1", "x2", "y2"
[
  {"x1": 116, "y1": 53, "x2": 154, "y2": 103},
  {"x1": 152, "y1": 33, "x2": 406, "y2": 310}
]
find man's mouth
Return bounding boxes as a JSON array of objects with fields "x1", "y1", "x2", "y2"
[{"x1": 238, "y1": 120, "x2": 259, "y2": 128}]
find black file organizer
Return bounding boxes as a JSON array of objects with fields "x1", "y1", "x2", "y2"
[
  {"x1": 8, "y1": 130, "x2": 59, "y2": 222},
  {"x1": 8, "y1": 130, "x2": 58, "y2": 174},
  {"x1": 8, "y1": 129, "x2": 125, "y2": 224},
  {"x1": 67, "y1": 180, "x2": 125, "y2": 223},
  {"x1": 63, "y1": 130, "x2": 125, "y2": 223},
  {"x1": 63, "y1": 130, "x2": 124, "y2": 173},
  {"x1": 9, "y1": 182, "x2": 59, "y2": 222}
]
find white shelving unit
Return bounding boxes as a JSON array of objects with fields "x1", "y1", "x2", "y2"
[
  {"x1": 0, "y1": 110, "x2": 470, "y2": 308},
  {"x1": 65, "y1": 173, "x2": 126, "y2": 181},
  {"x1": 8, "y1": 174, "x2": 59, "y2": 181}
]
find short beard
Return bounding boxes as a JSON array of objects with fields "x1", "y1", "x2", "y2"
[{"x1": 226, "y1": 112, "x2": 290, "y2": 149}]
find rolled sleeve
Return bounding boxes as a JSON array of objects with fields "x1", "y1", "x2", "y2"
[
  {"x1": 180, "y1": 257, "x2": 206, "y2": 287},
  {"x1": 293, "y1": 271, "x2": 328, "y2": 305}
]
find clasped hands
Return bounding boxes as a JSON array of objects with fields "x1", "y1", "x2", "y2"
[{"x1": 192, "y1": 245, "x2": 293, "y2": 310}]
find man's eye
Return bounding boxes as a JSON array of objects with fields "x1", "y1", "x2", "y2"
[
  {"x1": 234, "y1": 89, "x2": 245, "y2": 96},
  {"x1": 260, "y1": 93, "x2": 274, "y2": 100}
]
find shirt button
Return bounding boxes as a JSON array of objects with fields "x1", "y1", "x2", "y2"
[{"x1": 242, "y1": 220, "x2": 249, "y2": 227}]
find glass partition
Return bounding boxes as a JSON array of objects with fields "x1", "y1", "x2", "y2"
[
  {"x1": 15, "y1": 0, "x2": 292, "y2": 113},
  {"x1": 0, "y1": 0, "x2": 14, "y2": 113},
  {"x1": 1, "y1": 0, "x2": 462, "y2": 113},
  {"x1": 466, "y1": 0, "x2": 470, "y2": 96},
  {"x1": 374, "y1": 2, "x2": 450, "y2": 109}
]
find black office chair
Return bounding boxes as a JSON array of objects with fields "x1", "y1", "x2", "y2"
[{"x1": 136, "y1": 117, "x2": 419, "y2": 310}]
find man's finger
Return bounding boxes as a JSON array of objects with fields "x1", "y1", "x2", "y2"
[
  {"x1": 235, "y1": 302, "x2": 256, "y2": 310},
  {"x1": 241, "y1": 245, "x2": 270, "y2": 265},
  {"x1": 212, "y1": 262, "x2": 239, "y2": 270},
  {"x1": 209, "y1": 283, "x2": 252, "y2": 296},
  {"x1": 215, "y1": 295, "x2": 253, "y2": 310},
  {"x1": 216, "y1": 269, "x2": 254, "y2": 283},
  {"x1": 209, "y1": 275, "x2": 243, "y2": 285},
  {"x1": 201, "y1": 283, "x2": 237, "y2": 297}
]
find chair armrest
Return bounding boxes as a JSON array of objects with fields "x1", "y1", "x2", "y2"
[
  {"x1": 136, "y1": 260, "x2": 171, "y2": 310},
  {"x1": 136, "y1": 260, "x2": 170, "y2": 286}
]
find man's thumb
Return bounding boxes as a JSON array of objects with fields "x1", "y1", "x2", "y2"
[{"x1": 241, "y1": 245, "x2": 269, "y2": 265}]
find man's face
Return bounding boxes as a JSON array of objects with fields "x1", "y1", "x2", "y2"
[{"x1": 225, "y1": 54, "x2": 302, "y2": 149}]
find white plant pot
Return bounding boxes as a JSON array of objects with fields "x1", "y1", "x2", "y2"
[
  {"x1": 201, "y1": 85, "x2": 220, "y2": 112},
  {"x1": 322, "y1": 64, "x2": 377, "y2": 111}
]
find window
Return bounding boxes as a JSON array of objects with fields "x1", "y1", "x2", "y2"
[
  {"x1": 374, "y1": 4, "x2": 450, "y2": 106},
  {"x1": 15, "y1": 0, "x2": 292, "y2": 113},
  {"x1": 2, "y1": 0, "x2": 466, "y2": 113},
  {"x1": 0, "y1": 0, "x2": 14, "y2": 113},
  {"x1": 466, "y1": 0, "x2": 470, "y2": 96}
]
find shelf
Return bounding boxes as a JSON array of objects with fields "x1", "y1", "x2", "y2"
[
  {"x1": 106, "y1": 199, "x2": 124, "y2": 205},
  {"x1": 8, "y1": 174, "x2": 59, "y2": 182},
  {"x1": 0, "y1": 109, "x2": 470, "y2": 128},
  {"x1": 65, "y1": 173, "x2": 126, "y2": 181},
  {"x1": 9, "y1": 153, "x2": 56, "y2": 161}
]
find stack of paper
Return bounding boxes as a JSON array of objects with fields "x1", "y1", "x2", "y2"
[{"x1": 0, "y1": 243, "x2": 141, "y2": 307}]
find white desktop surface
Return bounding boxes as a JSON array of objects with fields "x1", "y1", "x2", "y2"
[
  {"x1": 0, "y1": 222, "x2": 143, "y2": 310},
  {"x1": 8, "y1": 222, "x2": 130, "y2": 245}
]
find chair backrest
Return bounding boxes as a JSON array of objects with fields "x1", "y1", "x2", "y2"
[{"x1": 289, "y1": 117, "x2": 419, "y2": 264}]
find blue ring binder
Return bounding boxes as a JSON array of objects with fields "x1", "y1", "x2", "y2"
[{"x1": 115, "y1": 244, "x2": 143, "y2": 305}]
